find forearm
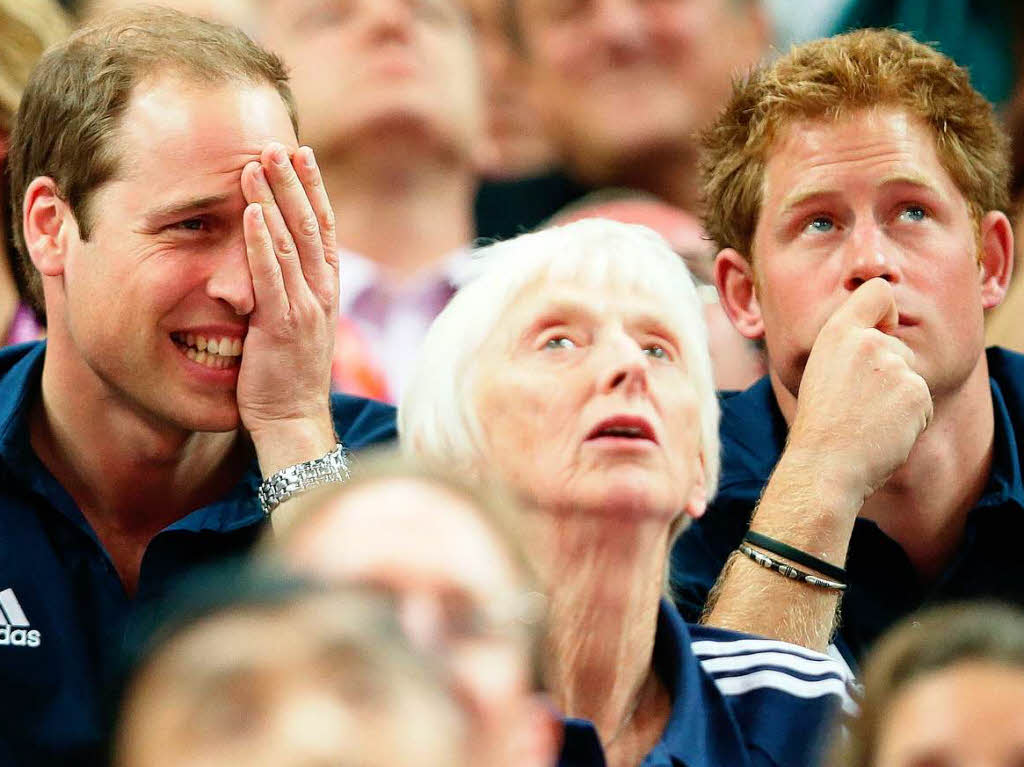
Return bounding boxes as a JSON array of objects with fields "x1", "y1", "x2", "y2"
[{"x1": 701, "y1": 450, "x2": 861, "y2": 651}]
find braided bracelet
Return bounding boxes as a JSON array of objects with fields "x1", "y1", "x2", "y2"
[
  {"x1": 744, "y1": 530, "x2": 848, "y2": 584},
  {"x1": 738, "y1": 544, "x2": 848, "y2": 591}
]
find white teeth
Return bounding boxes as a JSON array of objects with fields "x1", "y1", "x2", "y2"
[{"x1": 175, "y1": 332, "x2": 243, "y2": 366}]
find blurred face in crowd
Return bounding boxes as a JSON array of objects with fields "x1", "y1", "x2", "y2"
[
  {"x1": 278, "y1": 478, "x2": 553, "y2": 767},
  {"x1": 115, "y1": 596, "x2": 466, "y2": 767},
  {"x1": 461, "y1": 0, "x2": 556, "y2": 177},
  {"x1": 473, "y1": 279, "x2": 707, "y2": 522},
  {"x1": 515, "y1": 0, "x2": 767, "y2": 179},
  {"x1": 873, "y1": 661, "x2": 1024, "y2": 767},
  {"x1": 260, "y1": 0, "x2": 483, "y2": 165},
  {"x1": 720, "y1": 108, "x2": 1011, "y2": 404}
]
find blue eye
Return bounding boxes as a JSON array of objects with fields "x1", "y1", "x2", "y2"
[
  {"x1": 644, "y1": 344, "x2": 668, "y2": 359},
  {"x1": 807, "y1": 216, "x2": 833, "y2": 233},
  {"x1": 544, "y1": 336, "x2": 576, "y2": 350},
  {"x1": 899, "y1": 205, "x2": 927, "y2": 222}
]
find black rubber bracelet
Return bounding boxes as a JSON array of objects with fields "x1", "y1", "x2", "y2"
[
  {"x1": 738, "y1": 545, "x2": 848, "y2": 591},
  {"x1": 744, "y1": 530, "x2": 848, "y2": 584}
]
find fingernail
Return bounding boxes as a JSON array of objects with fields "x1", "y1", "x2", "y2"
[
  {"x1": 255, "y1": 165, "x2": 269, "y2": 188},
  {"x1": 271, "y1": 145, "x2": 287, "y2": 165},
  {"x1": 302, "y1": 146, "x2": 316, "y2": 169}
]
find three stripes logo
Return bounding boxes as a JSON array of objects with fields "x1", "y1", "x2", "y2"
[{"x1": 0, "y1": 589, "x2": 41, "y2": 648}]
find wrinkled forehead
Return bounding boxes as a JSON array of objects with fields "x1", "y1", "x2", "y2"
[{"x1": 113, "y1": 71, "x2": 297, "y2": 182}]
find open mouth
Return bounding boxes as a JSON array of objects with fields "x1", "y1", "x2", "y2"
[
  {"x1": 171, "y1": 332, "x2": 243, "y2": 371},
  {"x1": 585, "y1": 416, "x2": 658, "y2": 443}
]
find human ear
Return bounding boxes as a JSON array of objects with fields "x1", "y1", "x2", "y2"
[
  {"x1": 683, "y1": 451, "x2": 708, "y2": 519},
  {"x1": 23, "y1": 177, "x2": 74, "y2": 278},
  {"x1": 978, "y1": 210, "x2": 1014, "y2": 309},
  {"x1": 715, "y1": 248, "x2": 764, "y2": 340}
]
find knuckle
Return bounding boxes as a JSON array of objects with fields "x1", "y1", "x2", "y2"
[
  {"x1": 318, "y1": 208, "x2": 335, "y2": 234},
  {"x1": 299, "y1": 213, "x2": 320, "y2": 239},
  {"x1": 274, "y1": 235, "x2": 297, "y2": 258}
]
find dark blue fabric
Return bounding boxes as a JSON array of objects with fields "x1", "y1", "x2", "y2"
[
  {"x1": 671, "y1": 346, "x2": 1024, "y2": 672},
  {"x1": 0, "y1": 341, "x2": 396, "y2": 766},
  {"x1": 558, "y1": 600, "x2": 847, "y2": 767}
]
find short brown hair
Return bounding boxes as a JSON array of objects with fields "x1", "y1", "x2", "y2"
[
  {"x1": 700, "y1": 28, "x2": 1011, "y2": 261},
  {"x1": 836, "y1": 601, "x2": 1024, "y2": 767},
  {"x1": 8, "y1": 6, "x2": 297, "y2": 314}
]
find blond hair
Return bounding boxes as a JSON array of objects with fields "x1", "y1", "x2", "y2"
[{"x1": 701, "y1": 28, "x2": 1010, "y2": 261}]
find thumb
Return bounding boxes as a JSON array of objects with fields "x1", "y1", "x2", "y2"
[{"x1": 835, "y1": 277, "x2": 899, "y2": 333}]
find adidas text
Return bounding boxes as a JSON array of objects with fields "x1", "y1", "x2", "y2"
[{"x1": 0, "y1": 626, "x2": 41, "y2": 648}]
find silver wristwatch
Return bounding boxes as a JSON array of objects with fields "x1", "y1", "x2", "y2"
[{"x1": 258, "y1": 443, "x2": 350, "y2": 516}]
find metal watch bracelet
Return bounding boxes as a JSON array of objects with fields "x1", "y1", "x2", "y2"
[{"x1": 258, "y1": 443, "x2": 350, "y2": 516}]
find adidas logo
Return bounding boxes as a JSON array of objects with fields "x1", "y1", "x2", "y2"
[{"x1": 0, "y1": 589, "x2": 41, "y2": 648}]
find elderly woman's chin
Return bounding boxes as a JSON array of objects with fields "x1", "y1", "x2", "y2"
[{"x1": 529, "y1": 466, "x2": 696, "y2": 526}]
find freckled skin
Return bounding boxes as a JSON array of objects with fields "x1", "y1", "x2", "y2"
[{"x1": 748, "y1": 108, "x2": 993, "y2": 405}]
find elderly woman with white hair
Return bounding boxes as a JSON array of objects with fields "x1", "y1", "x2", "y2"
[{"x1": 400, "y1": 219, "x2": 856, "y2": 767}]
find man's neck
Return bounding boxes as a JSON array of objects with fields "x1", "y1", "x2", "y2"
[
  {"x1": 775, "y1": 353, "x2": 996, "y2": 581},
  {"x1": 32, "y1": 342, "x2": 246, "y2": 594},
  {"x1": 529, "y1": 509, "x2": 671, "y2": 767},
  {"x1": 322, "y1": 149, "x2": 476, "y2": 287},
  {"x1": 859, "y1": 359, "x2": 995, "y2": 581}
]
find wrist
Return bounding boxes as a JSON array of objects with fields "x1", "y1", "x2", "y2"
[{"x1": 249, "y1": 413, "x2": 337, "y2": 477}]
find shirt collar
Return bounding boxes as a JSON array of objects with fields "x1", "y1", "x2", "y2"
[
  {"x1": 975, "y1": 347, "x2": 1024, "y2": 508},
  {"x1": 0, "y1": 340, "x2": 263, "y2": 536},
  {"x1": 558, "y1": 600, "x2": 749, "y2": 767}
]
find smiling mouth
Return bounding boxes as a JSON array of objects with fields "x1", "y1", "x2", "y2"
[{"x1": 171, "y1": 332, "x2": 243, "y2": 370}]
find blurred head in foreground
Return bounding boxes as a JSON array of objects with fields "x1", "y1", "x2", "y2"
[
  {"x1": 268, "y1": 455, "x2": 557, "y2": 767},
  {"x1": 840, "y1": 601, "x2": 1024, "y2": 767},
  {"x1": 113, "y1": 566, "x2": 466, "y2": 767}
]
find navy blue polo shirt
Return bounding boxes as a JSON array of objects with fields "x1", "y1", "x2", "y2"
[
  {"x1": 671, "y1": 346, "x2": 1024, "y2": 672},
  {"x1": 0, "y1": 342, "x2": 397, "y2": 766},
  {"x1": 558, "y1": 600, "x2": 854, "y2": 767}
]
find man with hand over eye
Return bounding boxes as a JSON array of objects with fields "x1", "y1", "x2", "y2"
[
  {"x1": 671, "y1": 28, "x2": 1023, "y2": 673},
  {"x1": 0, "y1": 8, "x2": 395, "y2": 765}
]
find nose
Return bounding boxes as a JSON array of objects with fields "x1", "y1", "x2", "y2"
[
  {"x1": 597, "y1": 331, "x2": 650, "y2": 395},
  {"x1": 366, "y1": 0, "x2": 415, "y2": 42},
  {"x1": 206, "y1": 240, "x2": 255, "y2": 316},
  {"x1": 841, "y1": 221, "x2": 901, "y2": 291},
  {"x1": 592, "y1": 0, "x2": 647, "y2": 59},
  {"x1": 397, "y1": 593, "x2": 446, "y2": 654}
]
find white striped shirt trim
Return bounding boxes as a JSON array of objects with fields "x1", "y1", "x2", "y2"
[
  {"x1": 691, "y1": 637, "x2": 833, "y2": 662},
  {"x1": 701, "y1": 650, "x2": 844, "y2": 678},
  {"x1": 709, "y1": 669, "x2": 860, "y2": 716}
]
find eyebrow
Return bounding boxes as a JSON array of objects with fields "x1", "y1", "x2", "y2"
[
  {"x1": 779, "y1": 173, "x2": 942, "y2": 216},
  {"x1": 142, "y1": 193, "x2": 233, "y2": 223}
]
